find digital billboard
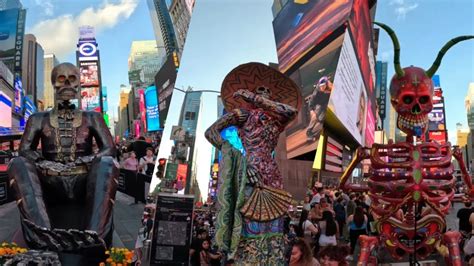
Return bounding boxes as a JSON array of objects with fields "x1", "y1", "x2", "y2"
[
  {"x1": 77, "y1": 40, "x2": 98, "y2": 62},
  {"x1": 0, "y1": 92, "x2": 12, "y2": 128},
  {"x1": 145, "y1": 85, "x2": 160, "y2": 132},
  {"x1": 23, "y1": 95, "x2": 36, "y2": 122},
  {"x1": 79, "y1": 25, "x2": 95, "y2": 40},
  {"x1": 102, "y1": 86, "x2": 108, "y2": 112},
  {"x1": 329, "y1": 30, "x2": 368, "y2": 145},
  {"x1": 428, "y1": 87, "x2": 446, "y2": 132},
  {"x1": 80, "y1": 87, "x2": 101, "y2": 112},
  {"x1": 272, "y1": 0, "x2": 352, "y2": 73},
  {"x1": 138, "y1": 88, "x2": 147, "y2": 132},
  {"x1": 285, "y1": 34, "x2": 344, "y2": 159},
  {"x1": 14, "y1": 76, "x2": 22, "y2": 114},
  {"x1": 155, "y1": 54, "x2": 178, "y2": 128},
  {"x1": 79, "y1": 61, "x2": 99, "y2": 86},
  {"x1": 0, "y1": 9, "x2": 19, "y2": 60},
  {"x1": 429, "y1": 131, "x2": 447, "y2": 145},
  {"x1": 176, "y1": 163, "x2": 188, "y2": 195}
]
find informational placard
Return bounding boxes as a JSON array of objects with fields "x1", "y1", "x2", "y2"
[{"x1": 150, "y1": 193, "x2": 194, "y2": 265}]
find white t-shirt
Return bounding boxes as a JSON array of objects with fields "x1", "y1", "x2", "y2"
[{"x1": 469, "y1": 212, "x2": 474, "y2": 234}]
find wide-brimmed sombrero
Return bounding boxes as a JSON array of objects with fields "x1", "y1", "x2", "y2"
[{"x1": 221, "y1": 62, "x2": 302, "y2": 112}]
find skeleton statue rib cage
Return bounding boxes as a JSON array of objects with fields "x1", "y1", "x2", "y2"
[{"x1": 339, "y1": 22, "x2": 474, "y2": 265}]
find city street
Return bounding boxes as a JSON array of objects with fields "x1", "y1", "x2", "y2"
[{"x1": 0, "y1": 191, "x2": 144, "y2": 250}]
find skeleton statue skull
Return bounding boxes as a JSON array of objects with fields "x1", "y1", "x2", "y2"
[
  {"x1": 391, "y1": 67, "x2": 433, "y2": 136},
  {"x1": 52, "y1": 62, "x2": 81, "y2": 102},
  {"x1": 255, "y1": 86, "x2": 272, "y2": 99}
]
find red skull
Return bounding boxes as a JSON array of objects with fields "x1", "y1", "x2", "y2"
[{"x1": 390, "y1": 67, "x2": 433, "y2": 136}]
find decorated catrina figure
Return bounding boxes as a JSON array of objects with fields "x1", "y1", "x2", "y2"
[
  {"x1": 7, "y1": 63, "x2": 118, "y2": 264},
  {"x1": 205, "y1": 62, "x2": 302, "y2": 265},
  {"x1": 339, "y1": 23, "x2": 473, "y2": 265}
]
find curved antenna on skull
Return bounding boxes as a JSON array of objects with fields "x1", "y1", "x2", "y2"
[
  {"x1": 374, "y1": 22, "x2": 404, "y2": 78},
  {"x1": 425, "y1": 35, "x2": 474, "y2": 78}
]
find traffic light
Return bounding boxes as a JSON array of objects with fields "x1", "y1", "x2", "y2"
[{"x1": 156, "y1": 158, "x2": 167, "y2": 179}]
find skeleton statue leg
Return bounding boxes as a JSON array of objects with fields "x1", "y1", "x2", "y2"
[
  {"x1": 8, "y1": 157, "x2": 52, "y2": 248},
  {"x1": 357, "y1": 235, "x2": 378, "y2": 266},
  {"x1": 442, "y1": 231, "x2": 462, "y2": 266},
  {"x1": 83, "y1": 156, "x2": 118, "y2": 246}
]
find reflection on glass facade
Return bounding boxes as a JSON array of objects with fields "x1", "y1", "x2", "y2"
[
  {"x1": 178, "y1": 90, "x2": 202, "y2": 136},
  {"x1": 35, "y1": 43, "x2": 44, "y2": 110}
]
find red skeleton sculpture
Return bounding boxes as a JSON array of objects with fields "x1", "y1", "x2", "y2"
[{"x1": 339, "y1": 22, "x2": 473, "y2": 265}]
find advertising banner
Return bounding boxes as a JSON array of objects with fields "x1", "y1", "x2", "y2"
[
  {"x1": 14, "y1": 9, "x2": 26, "y2": 73},
  {"x1": 79, "y1": 61, "x2": 99, "y2": 87},
  {"x1": 176, "y1": 163, "x2": 188, "y2": 194},
  {"x1": 77, "y1": 40, "x2": 98, "y2": 61},
  {"x1": 284, "y1": 35, "x2": 344, "y2": 159},
  {"x1": 0, "y1": 9, "x2": 19, "y2": 60},
  {"x1": 328, "y1": 30, "x2": 367, "y2": 145},
  {"x1": 80, "y1": 87, "x2": 101, "y2": 112},
  {"x1": 138, "y1": 88, "x2": 147, "y2": 132},
  {"x1": 272, "y1": 0, "x2": 352, "y2": 73},
  {"x1": 145, "y1": 85, "x2": 161, "y2": 132},
  {"x1": 23, "y1": 95, "x2": 36, "y2": 122},
  {"x1": 155, "y1": 54, "x2": 178, "y2": 128},
  {"x1": 102, "y1": 86, "x2": 108, "y2": 112},
  {"x1": 128, "y1": 69, "x2": 142, "y2": 85},
  {"x1": 429, "y1": 131, "x2": 447, "y2": 144},
  {"x1": 13, "y1": 76, "x2": 22, "y2": 114},
  {"x1": 151, "y1": 193, "x2": 194, "y2": 265},
  {"x1": 79, "y1": 25, "x2": 95, "y2": 40},
  {"x1": 0, "y1": 61, "x2": 13, "y2": 86},
  {"x1": 428, "y1": 88, "x2": 446, "y2": 131},
  {"x1": 0, "y1": 91, "x2": 12, "y2": 128}
]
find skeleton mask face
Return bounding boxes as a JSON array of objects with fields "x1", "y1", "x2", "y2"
[
  {"x1": 256, "y1": 86, "x2": 271, "y2": 99},
  {"x1": 390, "y1": 67, "x2": 433, "y2": 136},
  {"x1": 51, "y1": 63, "x2": 80, "y2": 102}
]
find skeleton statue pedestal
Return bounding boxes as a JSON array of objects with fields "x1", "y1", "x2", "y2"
[{"x1": 7, "y1": 63, "x2": 118, "y2": 265}]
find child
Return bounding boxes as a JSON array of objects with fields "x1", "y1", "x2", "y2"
[{"x1": 199, "y1": 240, "x2": 221, "y2": 266}]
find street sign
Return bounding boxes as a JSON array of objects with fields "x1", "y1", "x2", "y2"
[{"x1": 164, "y1": 162, "x2": 178, "y2": 180}]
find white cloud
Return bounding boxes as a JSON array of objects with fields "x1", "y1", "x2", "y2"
[
  {"x1": 35, "y1": 0, "x2": 54, "y2": 16},
  {"x1": 389, "y1": 0, "x2": 419, "y2": 20},
  {"x1": 30, "y1": 0, "x2": 139, "y2": 59}
]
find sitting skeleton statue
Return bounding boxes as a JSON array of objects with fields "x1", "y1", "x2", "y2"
[
  {"x1": 7, "y1": 63, "x2": 118, "y2": 253},
  {"x1": 339, "y1": 23, "x2": 473, "y2": 265}
]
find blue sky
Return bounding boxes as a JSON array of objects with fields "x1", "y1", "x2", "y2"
[
  {"x1": 22, "y1": 0, "x2": 155, "y2": 119},
  {"x1": 375, "y1": 0, "x2": 474, "y2": 143}
]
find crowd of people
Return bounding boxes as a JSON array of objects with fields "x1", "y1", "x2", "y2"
[
  {"x1": 282, "y1": 186, "x2": 373, "y2": 265},
  {"x1": 189, "y1": 209, "x2": 221, "y2": 266}
]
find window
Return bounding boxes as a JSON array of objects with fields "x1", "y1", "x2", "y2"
[{"x1": 185, "y1": 111, "x2": 196, "y2": 120}]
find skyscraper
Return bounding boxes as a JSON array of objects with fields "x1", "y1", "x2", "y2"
[
  {"x1": 178, "y1": 89, "x2": 202, "y2": 137},
  {"x1": 147, "y1": 0, "x2": 179, "y2": 57},
  {"x1": 43, "y1": 54, "x2": 59, "y2": 110},
  {"x1": 128, "y1": 40, "x2": 164, "y2": 85},
  {"x1": 169, "y1": 0, "x2": 193, "y2": 57},
  {"x1": 21, "y1": 34, "x2": 44, "y2": 107}
]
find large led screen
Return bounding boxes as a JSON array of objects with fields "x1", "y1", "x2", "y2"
[
  {"x1": 285, "y1": 34, "x2": 344, "y2": 159},
  {"x1": 328, "y1": 30, "x2": 367, "y2": 145},
  {"x1": 145, "y1": 86, "x2": 160, "y2": 132},
  {"x1": 273, "y1": 0, "x2": 352, "y2": 73},
  {"x1": 80, "y1": 87, "x2": 101, "y2": 112},
  {"x1": 0, "y1": 9, "x2": 19, "y2": 60},
  {"x1": 0, "y1": 92, "x2": 12, "y2": 128},
  {"x1": 155, "y1": 54, "x2": 178, "y2": 128},
  {"x1": 79, "y1": 61, "x2": 99, "y2": 87}
]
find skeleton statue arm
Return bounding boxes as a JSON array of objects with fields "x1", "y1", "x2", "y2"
[
  {"x1": 234, "y1": 89, "x2": 297, "y2": 121},
  {"x1": 339, "y1": 147, "x2": 370, "y2": 192},
  {"x1": 205, "y1": 108, "x2": 248, "y2": 149},
  {"x1": 81, "y1": 112, "x2": 116, "y2": 163},
  {"x1": 19, "y1": 113, "x2": 44, "y2": 162},
  {"x1": 452, "y1": 145, "x2": 474, "y2": 196}
]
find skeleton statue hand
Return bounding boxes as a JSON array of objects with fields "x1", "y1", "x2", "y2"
[
  {"x1": 75, "y1": 155, "x2": 96, "y2": 165},
  {"x1": 233, "y1": 89, "x2": 256, "y2": 103},
  {"x1": 36, "y1": 160, "x2": 74, "y2": 172},
  {"x1": 247, "y1": 165, "x2": 262, "y2": 188}
]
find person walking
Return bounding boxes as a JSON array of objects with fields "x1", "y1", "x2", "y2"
[
  {"x1": 347, "y1": 206, "x2": 368, "y2": 258},
  {"x1": 122, "y1": 151, "x2": 139, "y2": 172},
  {"x1": 317, "y1": 211, "x2": 338, "y2": 248},
  {"x1": 333, "y1": 197, "x2": 346, "y2": 239}
]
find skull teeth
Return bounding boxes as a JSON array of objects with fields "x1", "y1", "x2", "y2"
[{"x1": 398, "y1": 115, "x2": 428, "y2": 130}]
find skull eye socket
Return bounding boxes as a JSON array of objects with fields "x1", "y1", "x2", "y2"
[
  {"x1": 68, "y1": 75, "x2": 77, "y2": 82},
  {"x1": 402, "y1": 95, "x2": 413, "y2": 104},
  {"x1": 57, "y1": 75, "x2": 66, "y2": 83},
  {"x1": 419, "y1": 96, "x2": 430, "y2": 104}
]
